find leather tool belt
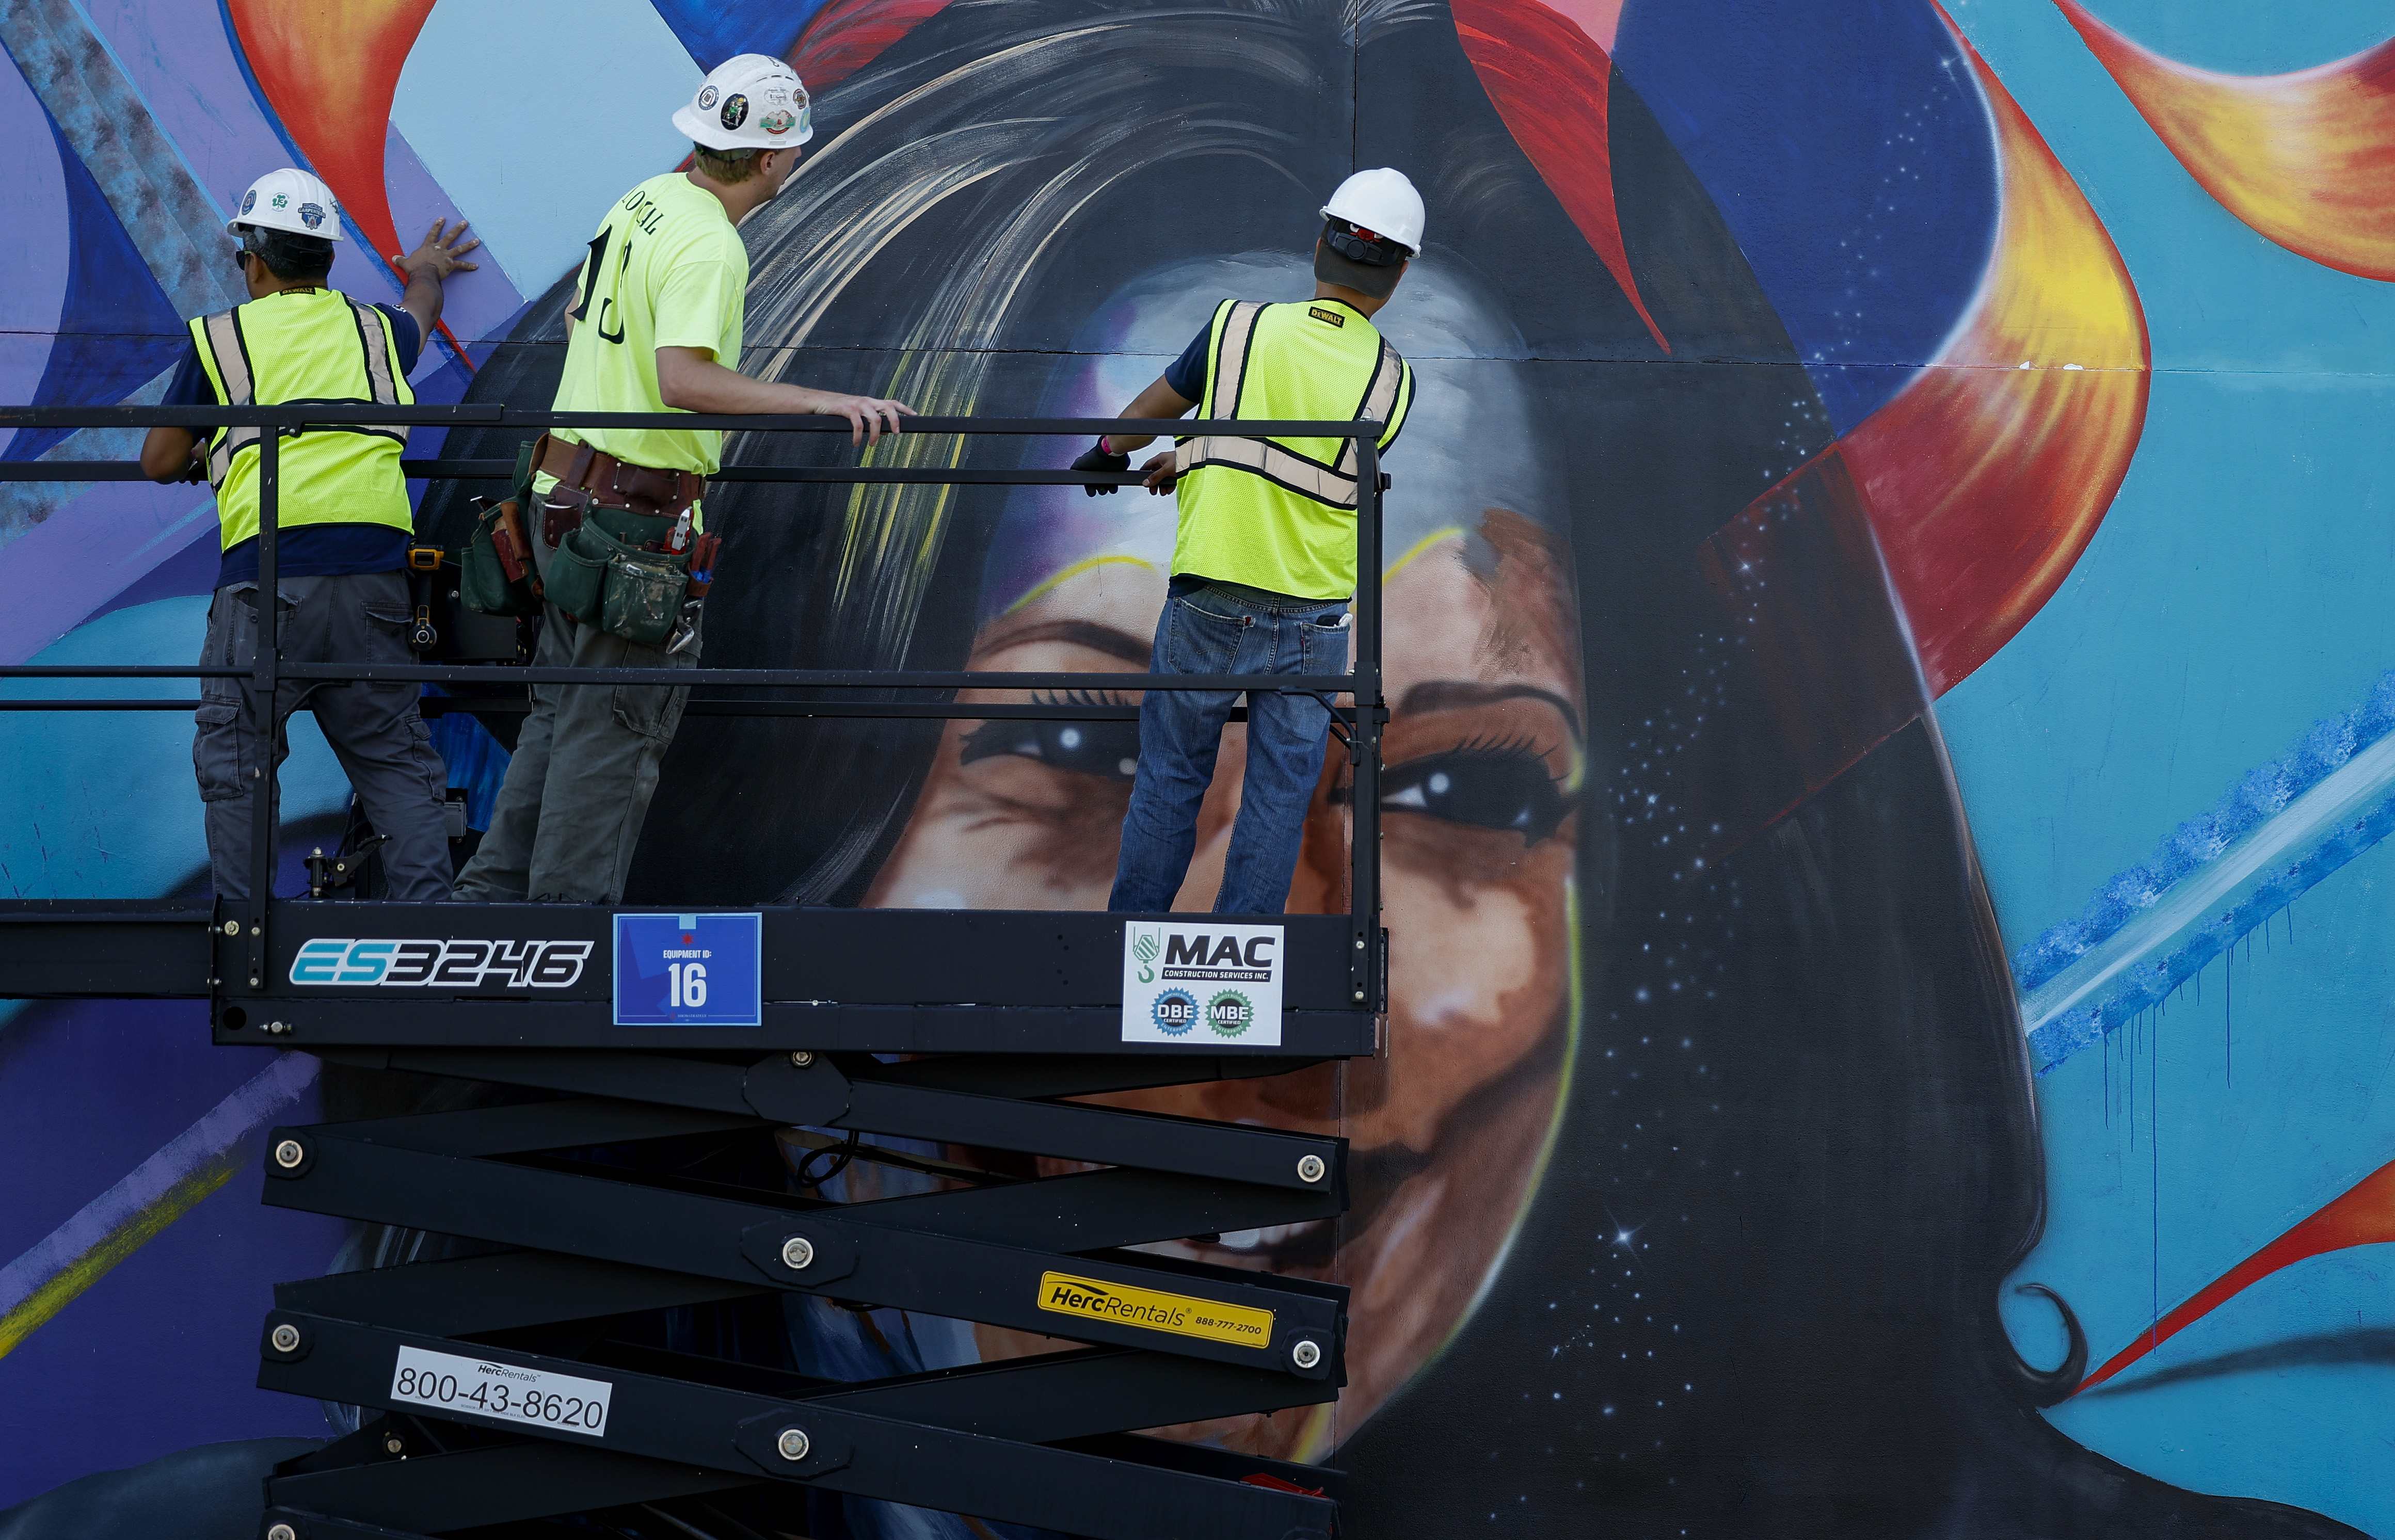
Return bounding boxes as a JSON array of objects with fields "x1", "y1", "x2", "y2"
[{"x1": 535, "y1": 432, "x2": 704, "y2": 546}]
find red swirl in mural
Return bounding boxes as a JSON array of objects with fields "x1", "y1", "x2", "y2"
[
  {"x1": 1449, "y1": 0, "x2": 1670, "y2": 354},
  {"x1": 1840, "y1": 8, "x2": 2150, "y2": 696},
  {"x1": 2058, "y1": 2, "x2": 2395, "y2": 282},
  {"x1": 791, "y1": 0, "x2": 955, "y2": 90}
]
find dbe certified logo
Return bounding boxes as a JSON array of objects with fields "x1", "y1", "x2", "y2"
[
  {"x1": 1121, "y1": 921, "x2": 1284, "y2": 1046},
  {"x1": 289, "y1": 938, "x2": 593, "y2": 989}
]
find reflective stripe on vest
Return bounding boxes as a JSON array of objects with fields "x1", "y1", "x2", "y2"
[
  {"x1": 1171, "y1": 300, "x2": 1408, "y2": 509},
  {"x1": 190, "y1": 289, "x2": 414, "y2": 551}
]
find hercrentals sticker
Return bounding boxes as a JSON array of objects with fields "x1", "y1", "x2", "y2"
[
  {"x1": 1035, "y1": 1271, "x2": 1274, "y2": 1348},
  {"x1": 289, "y1": 938, "x2": 593, "y2": 989}
]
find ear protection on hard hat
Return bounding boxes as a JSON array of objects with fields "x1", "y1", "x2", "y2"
[{"x1": 1323, "y1": 218, "x2": 1408, "y2": 268}]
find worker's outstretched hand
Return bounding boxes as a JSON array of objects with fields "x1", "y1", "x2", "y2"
[
  {"x1": 396, "y1": 218, "x2": 481, "y2": 283},
  {"x1": 1139, "y1": 452, "x2": 1179, "y2": 494},
  {"x1": 1071, "y1": 442, "x2": 1130, "y2": 495},
  {"x1": 828, "y1": 395, "x2": 915, "y2": 446}
]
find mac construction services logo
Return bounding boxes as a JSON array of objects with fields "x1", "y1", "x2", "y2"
[
  {"x1": 289, "y1": 937, "x2": 594, "y2": 990},
  {"x1": 1120, "y1": 920, "x2": 1284, "y2": 1046}
]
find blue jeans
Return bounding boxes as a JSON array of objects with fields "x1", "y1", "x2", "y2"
[{"x1": 1109, "y1": 576, "x2": 1350, "y2": 915}]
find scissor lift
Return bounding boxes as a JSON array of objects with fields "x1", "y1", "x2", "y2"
[{"x1": 0, "y1": 405, "x2": 1391, "y2": 1540}]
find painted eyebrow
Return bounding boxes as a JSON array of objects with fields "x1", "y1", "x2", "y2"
[
  {"x1": 1397, "y1": 681, "x2": 1583, "y2": 741},
  {"x1": 982, "y1": 619, "x2": 1151, "y2": 666}
]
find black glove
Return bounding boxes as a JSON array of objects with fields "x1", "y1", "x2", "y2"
[{"x1": 1071, "y1": 440, "x2": 1130, "y2": 496}]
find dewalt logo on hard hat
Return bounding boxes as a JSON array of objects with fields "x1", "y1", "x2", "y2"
[{"x1": 1035, "y1": 1272, "x2": 1273, "y2": 1348}]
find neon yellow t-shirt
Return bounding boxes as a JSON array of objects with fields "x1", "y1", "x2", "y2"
[{"x1": 553, "y1": 172, "x2": 748, "y2": 477}]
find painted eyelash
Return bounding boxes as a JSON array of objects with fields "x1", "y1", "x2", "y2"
[
  {"x1": 1438, "y1": 732, "x2": 1564, "y2": 781},
  {"x1": 1029, "y1": 688, "x2": 1135, "y2": 709}
]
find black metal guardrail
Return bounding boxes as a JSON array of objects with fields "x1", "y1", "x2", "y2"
[
  {"x1": 0, "y1": 405, "x2": 1387, "y2": 1005},
  {"x1": 0, "y1": 405, "x2": 1386, "y2": 1538}
]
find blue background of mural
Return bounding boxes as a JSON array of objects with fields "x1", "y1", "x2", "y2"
[{"x1": 1939, "y1": 3, "x2": 2395, "y2": 1530}]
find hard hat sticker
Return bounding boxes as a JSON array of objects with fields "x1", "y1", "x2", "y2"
[
  {"x1": 1036, "y1": 1272, "x2": 1273, "y2": 1348},
  {"x1": 1121, "y1": 921, "x2": 1283, "y2": 1046},
  {"x1": 720, "y1": 94, "x2": 749, "y2": 131},
  {"x1": 241, "y1": 189, "x2": 256, "y2": 215},
  {"x1": 299, "y1": 203, "x2": 325, "y2": 229},
  {"x1": 697, "y1": 85, "x2": 719, "y2": 109},
  {"x1": 762, "y1": 109, "x2": 796, "y2": 136}
]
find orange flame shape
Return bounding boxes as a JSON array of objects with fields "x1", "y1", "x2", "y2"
[
  {"x1": 2080, "y1": 1157, "x2": 2395, "y2": 1393},
  {"x1": 227, "y1": 1, "x2": 435, "y2": 286},
  {"x1": 2058, "y1": 2, "x2": 2395, "y2": 281},
  {"x1": 1838, "y1": 7, "x2": 2150, "y2": 695}
]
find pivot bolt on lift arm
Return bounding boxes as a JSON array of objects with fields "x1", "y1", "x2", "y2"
[{"x1": 0, "y1": 404, "x2": 1394, "y2": 1540}]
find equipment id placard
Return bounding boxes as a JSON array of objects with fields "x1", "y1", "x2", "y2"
[
  {"x1": 390, "y1": 1345, "x2": 613, "y2": 1437},
  {"x1": 1122, "y1": 921, "x2": 1284, "y2": 1045},
  {"x1": 614, "y1": 912, "x2": 763, "y2": 1026}
]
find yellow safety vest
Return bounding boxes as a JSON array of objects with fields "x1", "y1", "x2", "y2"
[
  {"x1": 190, "y1": 287, "x2": 414, "y2": 551},
  {"x1": 1170, "y1": 298, "x2": 1412, "y2": 600}
]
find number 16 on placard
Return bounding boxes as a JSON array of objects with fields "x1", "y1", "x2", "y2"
[{"x1": 667, "y1": 962, "x2": 707, "y2": 1007}]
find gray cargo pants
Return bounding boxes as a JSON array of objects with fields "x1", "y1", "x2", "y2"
[
  {"x1": 196, "y1": 572, "x2": 452, "y2": 901},
  {"x1": 451, "y1": 524, "x2": 700, "y2": 904}
]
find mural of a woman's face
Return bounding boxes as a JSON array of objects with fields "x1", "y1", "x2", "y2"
[{"x1": 863, "y1": 258, "x2": 1583, "y2": 1458}]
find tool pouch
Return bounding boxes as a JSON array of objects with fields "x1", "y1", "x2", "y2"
[
  {"x1": 461, "y1": 441, "x2": 545, "y2": 616},
  {"x1": 541, "y1": 486, "x2": 592, "y2": 548},
  {"x1": 603, "y1": 546, "x2": 691, "y2": 649},
  {"x1": 685, "y1": 532, "x2": 723, "y2": 599},
  {"x1": 545, "y1": 519, "x2": 625, "y2": 627}
]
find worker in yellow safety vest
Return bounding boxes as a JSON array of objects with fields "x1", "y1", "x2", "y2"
[
  {"x1": 452, "y1": 53, "x2": 912, "y2": 906},
  {"x1": 140, "y1": 167, "x2": 482, "y2": 902},
  {"x1": 1074, "y1": 169, "x2": 1420, "y2": 915}
]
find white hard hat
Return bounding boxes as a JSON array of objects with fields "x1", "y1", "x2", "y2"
[
  {"x1": 1320, "y1": 168, "x2": 1425, "y2": 256},
  {"x1": 228, "y1": 167, "x2": 342, "y2": 241},
  {"x1": 673, "y1": 54, "x2": 813, "y2": 152}
]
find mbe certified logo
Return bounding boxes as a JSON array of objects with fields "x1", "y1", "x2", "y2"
[{"x1": 289, "y1": 938, "x2": 593, "y2": 990}]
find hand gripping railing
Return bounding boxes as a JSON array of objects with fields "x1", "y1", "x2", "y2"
[{"x1": 0, "y1": 403, "x2": 1387, "y2": 1540}]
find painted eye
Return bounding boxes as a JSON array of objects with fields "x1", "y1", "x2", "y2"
[
  {"x1": 959, "y1": 692, "x2": 1140, "y2": 781},
  {"x1": 1379, "y1": 741, "x2": 1568, "y2": 843}
]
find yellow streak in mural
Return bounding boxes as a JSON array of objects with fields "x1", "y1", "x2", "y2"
[
  {"x1": 0, "y1": 1157, "x2": 241, "y2": 1359},
  {"x1": 2058, "y1": 2, "x2": 2395, "y2": 281},
  {"x1": 1842, "y1": 8, "x2": 2149, "y2": 697}
]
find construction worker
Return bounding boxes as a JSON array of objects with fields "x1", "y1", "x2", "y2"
[
  {"x1": 1076, "y1": 169, "x2": 1420, "y2": 915},
  {"x1": 452, "y1": 54, "x2": 912, "y2": 905},
  {"x1": 140, "y1": 168, "x2": 481, "y2": 902}
]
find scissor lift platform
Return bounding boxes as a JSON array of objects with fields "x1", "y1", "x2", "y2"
[{"x1": 0, "y1": 405, "x2": 1390, "y2": 1540}]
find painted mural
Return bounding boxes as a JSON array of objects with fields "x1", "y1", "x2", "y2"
[{"x1": 2, "y1": 0, "x2": 2392, "y2": 1535}]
